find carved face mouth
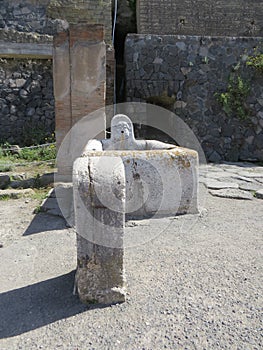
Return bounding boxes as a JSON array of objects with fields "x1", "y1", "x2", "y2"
[{"x1": 113, "y1": 122, "x2": 130, "y2": 140}]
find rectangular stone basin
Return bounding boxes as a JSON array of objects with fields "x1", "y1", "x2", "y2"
[{"x1": 78, "y1": 147, "x2": 198, "y2": 217}]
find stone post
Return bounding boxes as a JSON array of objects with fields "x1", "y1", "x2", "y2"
[
  {"x1": 53, "y1": 24, "x2": 107, "y2": 177},
  {"x1": 53, "y1": 30, "x2": 71, "y2": 152},
  {"x1": 73, "y1": 156, "x2": 126, "y2": 304},
  {"x1": 69, "y1": 23, "x2": 106, "y2": 128}
]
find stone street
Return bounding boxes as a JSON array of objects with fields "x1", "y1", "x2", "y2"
[{"x1": 200, "y1": 162, "x2": 263, "y2": 200}]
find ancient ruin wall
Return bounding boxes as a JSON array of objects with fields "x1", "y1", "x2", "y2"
[
  {"x1": 0, "y1": 58, "x2": 54, "y2": 145},
  {"x1": 0, "y1": 1, "x2": 59, "y2": 145},
  {"x1": 0, "y1": 0, "x2": 112, "y2": 145},
  {"x1": 0, "y1": 0, "x2": 59, "y2": 35},
  {"x1": 137, "y1": 0, "x2": 263, "y2": 37},
  {"x1": 125, "y1": 34, "x2": 263, "y2": 162}
]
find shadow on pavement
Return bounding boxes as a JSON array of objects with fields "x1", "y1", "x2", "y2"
[
  {"x1": 0, "y1": 271, "x2": 86, "y2": 338},
  {"x1": 23, "y1": 212, "x2": 67, "y2": 236}
]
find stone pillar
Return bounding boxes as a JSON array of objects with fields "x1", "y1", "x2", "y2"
[
  {"x1": 53, "y1": 24, "x2": 106, "y2": 148},
  {"x1": 73, "y1": 156, "x2": 126, "y2": 304},
  {"x1": 53, "y1": 30, "x2": 71, "y2": 151},
  {"x1": 69, "y1": 23, "x2": 106, "y2": 128},
  {"x1": 53, "y1": 24, "x2": 107, "y2": 175},
  {"x1": 50, "y1": 0, "x2": 113, "y2": 149}
]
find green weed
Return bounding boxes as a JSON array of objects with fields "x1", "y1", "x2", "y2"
[
  {"x1": 216, "y1": 74, "x2": 250, "y2": 120},
  {"x1": 246, "y1": 51, "x2": 263, "y2": 73},
  {"x1": 0, "y1": 143, "x2": 56, "y2": 164},
  {"x1": 0, "y1": 194, "x2": 10, "y2": 201}
]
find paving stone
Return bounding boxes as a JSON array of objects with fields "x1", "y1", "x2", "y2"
[
  {"x1": 204, "y1": 180, "x2": 239, "y2": 190},
  {"x1": 205, "y1": 172, "x2": 229, "y2": 179},
  {"x1": 231, "y1": 175, "x2": 256, "y2": 183},
  {"x1": 255, "y1": 189, "x2": 263, "y2": 199},
  {"x1": 254, "y1": 177, "x2": 263, "y2": 184},
  {"x1": 216, "y1": 177, "x2": 246, "y2": 183},
  {"x1": 238, "y1": 182, "x2": 262, "y2": 192},
  {"x1": 209, "y1": 189, "x2": 254, "y2": 200},
  {"x1": 238, "y1": 171, "x2": 263, "y2": 178},
  {"x1": 220, "y1": 168, "x2": 242, "y2": 174}
]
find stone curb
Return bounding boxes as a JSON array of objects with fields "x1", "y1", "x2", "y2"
[{"x1": 0, "y1": 172, "x2": 54, "y2": 190}]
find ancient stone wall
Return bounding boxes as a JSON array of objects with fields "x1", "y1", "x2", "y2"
[
  {"x1": 0, "y1": 58, "x2": 54, "y2": 145},
  {"x1": 0, "y1": 0, "x2": 59, "y2": 35},
  {"x1": 0, "y1": 1, "x2": 58, "y2": 145},
  {"x1": 0, "y1": 0, "x2": 113, "y2": 145},
  {"x1": 125, "y1": 34, "x2": 263, "y2": 162},
  {"x1": 137, "y1": 0, "x2": 263, "y2": 37}
]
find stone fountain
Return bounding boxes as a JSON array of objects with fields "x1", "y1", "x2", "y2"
[{"x1": 73, "y1": 114, "x2": 198, "y2": 304}]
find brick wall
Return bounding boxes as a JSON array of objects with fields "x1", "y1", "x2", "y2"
[{"x1": 137, "y1": 0, "x2": 263, "y2": 37}]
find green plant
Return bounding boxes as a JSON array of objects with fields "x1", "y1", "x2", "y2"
[
  {"x1": 246, "y1": 50, "x2": 263, "y2": 73},
  {"x1": 252, "y1": 190, "x2": 257, "y2": 198},
  {"x1": 0, "y1": 142, "x2": 12, "y2": 157},
  {"x1": 0, "y1": 164, "x2": 14, "y2": 172},
  {"x1": 0, "y1": 142, "x2": 56, "y2": 174},
  {"x1": 31, "y1": 188, "x2": 50, "y2": 213},
  {"x1": 19, "y1": 144, "x2": 56, "y2": 162},
  {"x1": 20, "y1": 117, "x2": 55, "y2": 147},
  {"x1": 216, "y1": 74, "x2": 251, "y2": 120},
  {"x1": 33, "y1": 205, "x2": 42, "y2": 214},
  {"x1": 0, "y1": 194, "x2": 10, "y2": 201},
  {"x1": 31, "y1": 188, "x2": 50, "y2": 201},
  {"x1": 202, "y1": 56, "x2": 209, "y2": 64},
  {"x1": 0, "y1": 143, "x2": 20, "y2": 168}
]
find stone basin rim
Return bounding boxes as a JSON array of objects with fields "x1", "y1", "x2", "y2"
[{"x1": 80, "y1": 148, "x2": 198, "y2": 157}]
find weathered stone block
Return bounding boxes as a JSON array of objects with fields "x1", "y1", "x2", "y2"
[
  {"x1": 0, "y1": 174, "x2": 10, "y2": 189},
  {"x1": 73, "y1": 156, "x2": 126, "y2": 304}
]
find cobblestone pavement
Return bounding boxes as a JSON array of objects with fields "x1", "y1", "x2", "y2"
[{"x1": 200, "y1": 162, "x2": 263, "y2": 200}]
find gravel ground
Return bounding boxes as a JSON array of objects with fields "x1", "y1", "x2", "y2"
[{"x1": 0, "y1": 174, "x2": 262, "y2": 349}]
